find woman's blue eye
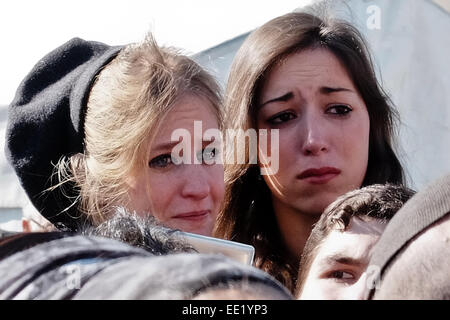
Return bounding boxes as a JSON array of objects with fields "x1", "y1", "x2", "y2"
[
  {"x1": 268, "y1": 112, "x2": 296, "y2": 124},
  {"x1": 203, "y1": 147, "x2": 218, "y2": 162},
  {"x1": 327, "y1": 104, "x2": 353, "y2": 115},
  {"x1": 148, "y1": 154, "x2": 172, "y2": 168},
  {"x1": 197, "y1": 147, "x2": 219, "y2": 163}
]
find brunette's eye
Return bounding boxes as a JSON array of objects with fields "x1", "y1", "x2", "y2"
[
  {"x1": 327, "y1": 104, "x2": 353, "y2": 116},
  {"x1": 148, "y1": 154, "x2": 173, "y2": 168},
  {"x1": 267, "y1": 111, "x2": 297, "y2": 125}
]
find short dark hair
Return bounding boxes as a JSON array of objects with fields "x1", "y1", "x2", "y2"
[{"x1": 295, "y1": 184, "x2": 415, "y2": 296}]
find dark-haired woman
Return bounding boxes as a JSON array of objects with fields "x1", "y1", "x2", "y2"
[{"x1": 214, "y1": 12, "x2": 404, "y2": 293}]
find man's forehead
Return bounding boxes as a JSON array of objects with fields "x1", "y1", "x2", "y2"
[
  {"x1": 315, "y1": 217, "x2": 387, "y2": 266},
  {"x1": 346, "y1": 216, "x2": 387, "y2": 235}
]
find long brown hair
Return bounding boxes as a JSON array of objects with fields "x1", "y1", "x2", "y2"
[{"x1": 214, "y1": 12, "x2": 404, "y2": 293}]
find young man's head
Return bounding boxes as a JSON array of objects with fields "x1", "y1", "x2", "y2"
[{"x1": 296, "y1": 184, "x2": 415, "y2": 299}]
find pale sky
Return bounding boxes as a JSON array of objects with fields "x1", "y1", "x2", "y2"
[{"x1": 0, "y1": 0, "x2": 313, "y2": 105}]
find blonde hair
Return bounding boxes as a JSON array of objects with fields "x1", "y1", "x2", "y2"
[{"x1": 56, "y1": 34, "x2": 222, "y2": 226}]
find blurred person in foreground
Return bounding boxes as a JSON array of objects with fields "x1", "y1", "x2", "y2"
[
  {"x1": 368, "y1": 173, "x2": 450, "y2": 300},
  {"x1": 0, "y1": 209, "x2": 292, "y2": 300}
]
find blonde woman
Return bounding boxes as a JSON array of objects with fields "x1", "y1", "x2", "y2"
[{"x1": 6, "y1": 35, "x2": 224, "y2": 236}]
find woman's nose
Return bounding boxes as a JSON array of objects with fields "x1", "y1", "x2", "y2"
[
  {"x1": 180, "y1": 165, "x2": 211, "y2": 200},
  {"x1": 300, "y1": 112, "x2": 329, "y2": 156}
]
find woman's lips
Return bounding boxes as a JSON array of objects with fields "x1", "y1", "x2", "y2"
[
  {"x1": 172, "y1": 210, "x2": 210, "y2": 221},
  {"x1": 297, "y1": 167, "x2": 341, "y2": 184}
]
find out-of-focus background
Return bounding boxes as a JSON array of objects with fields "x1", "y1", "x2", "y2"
[{"x1": 1, "y1": 0, "x2": 449, "y2": 230}]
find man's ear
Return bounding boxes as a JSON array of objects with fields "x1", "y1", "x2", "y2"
[{"x1": 22, "y1": 218, "x2": 32, "y2": 233}]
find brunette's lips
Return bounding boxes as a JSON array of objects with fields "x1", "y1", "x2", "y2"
[
  {"x1": 172, "y1": 210, "x2": 210, "y2": 221},
  {"x1": 297, "y1": 167, "x2": 341, "y2": 184}
]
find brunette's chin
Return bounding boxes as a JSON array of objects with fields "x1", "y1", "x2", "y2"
[{"x1": 286, "y1": 191, "x2": 342, "y2": 217}]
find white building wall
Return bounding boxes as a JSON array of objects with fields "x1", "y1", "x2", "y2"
[
  {"x1": 0, "y1": 104, "x2": 30, "y2": 228},
  {"x1": 194, "y1": 33, "x2": 249, "y2": 90}
]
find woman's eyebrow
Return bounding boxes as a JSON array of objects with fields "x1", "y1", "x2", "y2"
[
  {"x1": 259, "y1": 92, "x2": 294, "y2": 108},
  {"x1": 320, "y1": 86, "x2": 354, "y2": 94},
  {"x1": 151, "y1": 141, "x2": 182, "y2": 154}
]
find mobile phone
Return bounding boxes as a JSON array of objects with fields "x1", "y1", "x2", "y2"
[{"x1": 175, "y1": 231, "x2": 255, "y2": 265}]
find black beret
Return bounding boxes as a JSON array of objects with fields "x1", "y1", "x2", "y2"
[
  {"x1": 367, "y1": 173, "x2": 450, "y2": 299},
  {"x1": 5, "y1": 38, "x2": 123, "y2": 231}
]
